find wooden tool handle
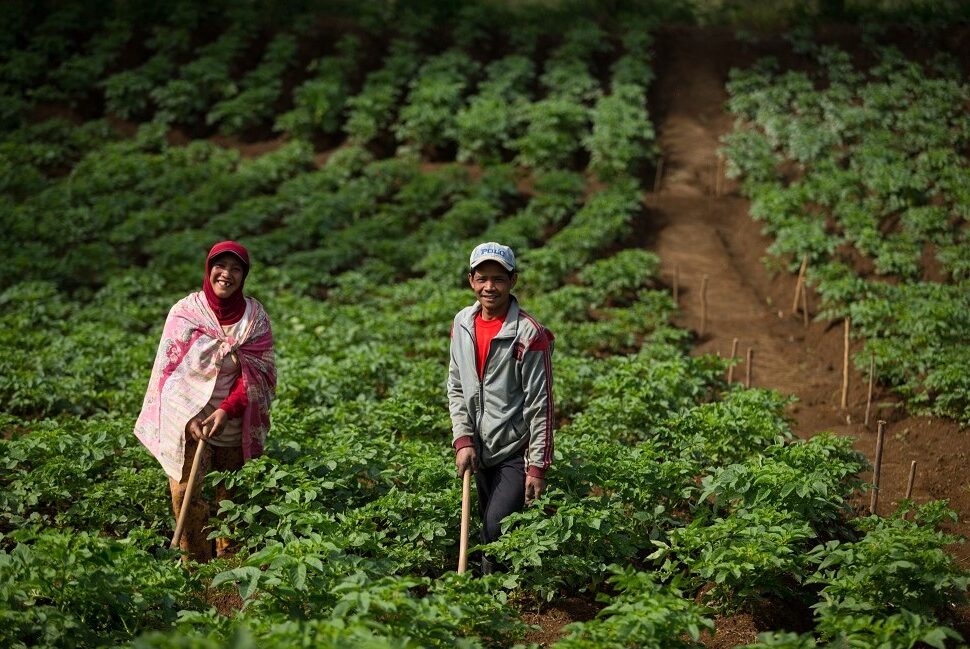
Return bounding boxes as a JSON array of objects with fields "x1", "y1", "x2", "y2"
[
  {"x1": 170, "y1": 438, "x2": 207, "y2": 550},
  {"x1": 457, "y1": 468, "x2": 472, "y2": 574}
]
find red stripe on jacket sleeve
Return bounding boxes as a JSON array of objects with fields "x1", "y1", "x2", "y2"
[
  {"x1": 541, "y1": 345, "x2": 554, "y2": 468},
  {"x1": 527, "y1": 328, "x2": 554, "y2": 352}
]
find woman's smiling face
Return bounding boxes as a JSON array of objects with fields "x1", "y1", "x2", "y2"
[{"x1": 208, "y1": 253, "x2": 246, "y2": 299}]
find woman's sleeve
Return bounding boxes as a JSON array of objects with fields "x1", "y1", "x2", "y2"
[{"x1": 219, "y1": 374, "x2": 249, "y2": 418}]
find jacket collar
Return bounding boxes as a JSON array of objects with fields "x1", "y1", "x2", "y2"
[{"x1": 461, "y1": 295, "x2": 520, "y2": 339}]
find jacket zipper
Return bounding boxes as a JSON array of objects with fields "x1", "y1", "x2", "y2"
[
  {"x1": 464, "y1": 312, "x2": 517, "y2": 433},
  {"x1": 463, "y1": 325, "x2": 488, "y2": 429}
]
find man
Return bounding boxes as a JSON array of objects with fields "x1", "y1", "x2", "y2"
[{"x1": 448, "y1": 241, "x2": 555, "y2": 574}]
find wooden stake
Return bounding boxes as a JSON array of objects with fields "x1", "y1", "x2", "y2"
[
  {"x1": 791, "y1": 255, "x2": 808, "y2": 315},
  {"x1": 800, "y1": 276, "x2": 809, "y2": 327},
  {"x1": 672, "y1": 265, "x2": 679, "y2": 304},
  {"x1": 653, "y1": 157, "x2": 664, "y2": 193},
  {"x1": 905, "y1": 460, "x2": 917, "y2": 500},
  {"x1": 841, "y1": 318, "x2": 851, "y2": 410},
  {"x1": 864, "y1": 353, "x2": 875, "y2": 427},
  {"x1": 745, "y1": 348, "x2": 753, "y2": 388},
  {"x1": 699, "y1": 274, "x2": 709, "y2": 337},
  {"x1": 869, "y1": 420, "x2": 886, "y2": 515},
  {"x1": 727, "y1": 337, "x2": 739, "y2": 383},
  {"x1": 457, "y1": 468, "x2": 472, "y2": 574}
]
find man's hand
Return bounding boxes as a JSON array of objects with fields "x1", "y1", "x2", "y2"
[
  {"x1": 525, "y1": 475, "x2": 546, "y2": 504},
  {"x1": 200, "y1": 409, "x2": 228, "y2": 439},
  {"x1": 455, "y1": 446, "x2": 477, "y2": 477}
]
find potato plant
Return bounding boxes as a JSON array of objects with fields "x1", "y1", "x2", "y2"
[
  {"x1": 274, "y1": 34, "x2": 361, "y2": 140},
  {"x1": 207, "y1": 33, "x2": 299, "y2": 135}
]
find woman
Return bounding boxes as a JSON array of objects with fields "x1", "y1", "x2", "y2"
[{"x1": 135, "y1": 241, "x2": 276, "y2": 562}]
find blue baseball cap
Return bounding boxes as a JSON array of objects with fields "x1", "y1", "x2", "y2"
[{"x1": 470, "y1": 242, "x2": 516, "y2": 272}]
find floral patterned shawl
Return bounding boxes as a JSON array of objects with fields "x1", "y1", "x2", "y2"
[{"x1": 134, "y1": 291, "x2": 275, "y2": 480}]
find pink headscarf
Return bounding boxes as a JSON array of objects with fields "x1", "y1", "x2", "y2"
[{"x1": 203, "y1": 241, "x2": 250, "y2": 325}]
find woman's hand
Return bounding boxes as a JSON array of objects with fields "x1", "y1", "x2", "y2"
[
  {"x1": 185, "y1": 418, "x2": 206, "y2": 441},
  {"x1": 200, "y1": 409, "x2": 228, "y2": 439}
]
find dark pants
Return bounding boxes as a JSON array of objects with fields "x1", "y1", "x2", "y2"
[{"x1": 476, "y1": 453, "x2": 526, "y2": 547}]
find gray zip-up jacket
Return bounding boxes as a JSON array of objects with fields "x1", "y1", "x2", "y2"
[{"x1": 448, "y1": 296, "x2": 554, "y2": 478}]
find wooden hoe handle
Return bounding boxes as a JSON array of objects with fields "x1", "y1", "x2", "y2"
[
  {"x1": 457, "y1": 468, "x2": 472, "y2": 574},
  {"x1": 170, "y1": 438, "x2": 207, "y2": 550}
]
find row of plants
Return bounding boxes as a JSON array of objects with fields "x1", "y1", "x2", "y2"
[
  {"x1": 512, "y1": 24, "x2": 604, "y2": 172},
  {"x1": 275, "y1": 34, "x2": 363, "y2": 141},
  {"x1": 454, "y1": 54, "x2": 534, "y2": 164},
  {"x1": 720, "y1": 40, "x2": 970, "y2": 423},
  {"x1": 101, "y1": 3, "x2": 209, "y2": 122},
  {"x1": 149, "y1": 14, "x2": 262, "y2": 128},
  {"x1": 585, "y1": 25, "x2": 657, "y2": 180}
]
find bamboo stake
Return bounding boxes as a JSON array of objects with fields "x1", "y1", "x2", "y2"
[
  {"x1": 791, "y1": 255, "x2": 808, "y2": 315},
  {"x1": 715, "y1": 156, "x2": 724, "y2": 196},
  {"x1": 841, "y1": 318, "x2": 851, "y2": 410},
  {"x1": 726, "y1": 337, "x2": 739, "y2": 383},
  {"x1": 171, "y1": 438, "x2": 208, "y2": 550},
  {"x1": 457, "y1": 468, "x2": 472, "y2": 574},
  {"x1": 653, "y1": 157, "x2": 664, "y2": 193},
  {"x1": 800, "y1": 275, "x2": 809, "y2": 327},
  {"x1": 905, "y1": 460, "x2": 917, "y2": 500},
  {"x1": 869, "y1": 420, "x2": 886, "y2": 515},
  {"x1": 864, "y1": 353, "x2": 875, "y2": 427},
  {"x1": 699, "y1": 274, "x2": 709, "y2": 337},
  {"x1": 672, "y1": 265, "x2": 680, "y2": 304},
  {"x1": 745, "y1": 348, "x2": 753, "y2": 388},
  {"x1": 902, "y1": 459, "x2": 917, "y2": 520}
]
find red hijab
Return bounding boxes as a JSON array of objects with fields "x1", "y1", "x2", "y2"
[{"x1": 203, "y1": 241, "x2": 250, "y2": 325}]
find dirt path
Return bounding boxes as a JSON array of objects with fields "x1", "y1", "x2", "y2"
[
  {"x1": 646, "y1": 21, "x2": 970, "y2": 562},
  {"x1": 647, "y1": 26, "x2": 846, "y2": 434}
]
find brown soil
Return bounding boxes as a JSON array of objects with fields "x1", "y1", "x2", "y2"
[
  {"x1": 207, "y1": 133, "x2": 290, "y2": 159},
  {"x1": 521, "y1": 596, "x2": 601, "y2": 646},
  {"x1": 700, "y1": 613, "x2": 759, "y2": 648},
  {"x1": 205, "y1": 586, "x2": 245, "y2": 617}
]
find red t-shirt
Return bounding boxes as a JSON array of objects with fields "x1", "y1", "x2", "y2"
[{"x1": 474, "y1": 312, "x2": 505, "y2": 379}]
